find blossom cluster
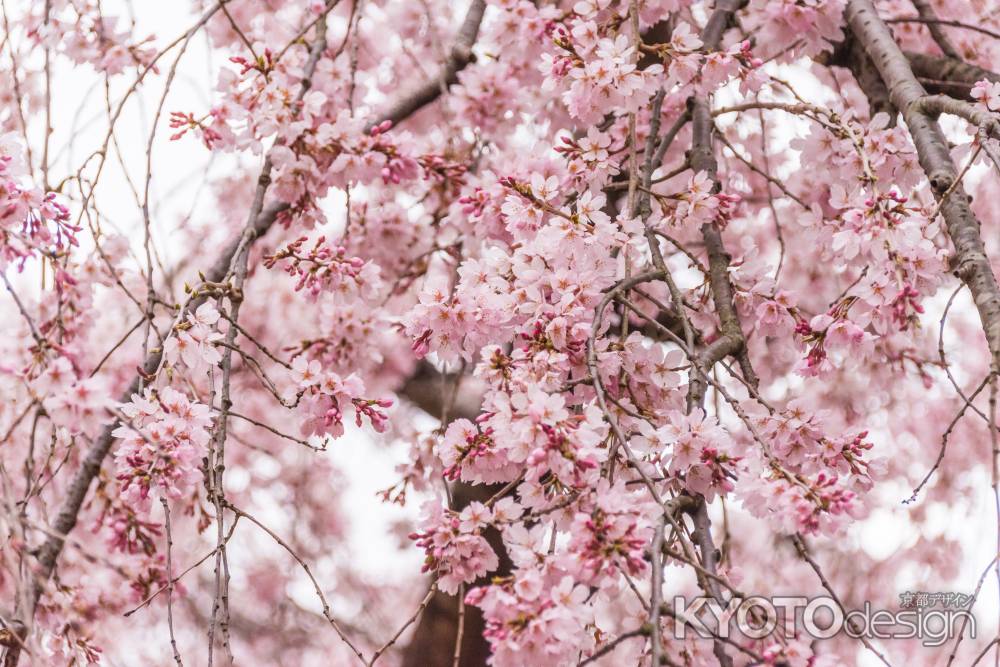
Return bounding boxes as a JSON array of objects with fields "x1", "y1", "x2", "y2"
[
  {"x1": 0, "y1": 135, "x2": 77, "y2": 268},
  {"x1": 288, "y1": 356, "x2": 392, "y2": 438},
  {"x1": 263, "y1": 235, "x2": 383, "y2": 302},
  {"x1": 163, "y1": 302, "x2": 224, "y2": 370},
  {"x1": 466, "y1": 572, "x2": 595, "y2": 665},
  {"x1": 410, "y1": 500, "x2": 500, "y2": 594},
  {"x1": 112, "y1": 387, "x2": 213, "y2": 514}
]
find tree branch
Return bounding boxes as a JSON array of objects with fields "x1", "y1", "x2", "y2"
[
  {"x1": 845, "y1": 0, "x2": 1000, "y2": 368},
  {"x1": 686, "y1": 0, "x2": 758, "y2": 410},
  {"x1": 373, "y1": 0, "x2": 486, "y2": 129},
  {"x1": 909, "y1": 0, "x2": 961, "y2": 60},
  {"x1": 906, "y1": 51, "x2": 1000, "y2": 89},
  {"x1": 6, "y1": 4, "x2": 491, "y2": 661}
]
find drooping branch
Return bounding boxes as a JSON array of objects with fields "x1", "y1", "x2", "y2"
[
  {"x1": 669, "y1": 5, "x2": 752, "y2": 666},
  {"x1": 3, "y1": 4, "x2": 492, "y2": 662},
  {"x1": 25, "y1": 208, "x2": 287, "y2": 604}
]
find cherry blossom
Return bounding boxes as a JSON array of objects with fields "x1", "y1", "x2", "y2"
[{"x1": 3, "y1": 0, "x2": 1000, "y2": 665}]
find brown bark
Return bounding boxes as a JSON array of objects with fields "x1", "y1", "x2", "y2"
[
  {"x1": 906, "y1": 50, "x2": 1000, "y2": 96},
  {"x1": 399, "y1": 482, "x2": 511, "y2": 667},
  {"x1": 680, "y1": 6, "x2": 749, "y2": 667},
  {"x1": 685, "y1": 0, "x2": 758, "y2": 410}
]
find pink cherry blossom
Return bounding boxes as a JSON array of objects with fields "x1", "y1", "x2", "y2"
[{"x1": 3, "y1": 1, "x2": 1000, "y2": 664}]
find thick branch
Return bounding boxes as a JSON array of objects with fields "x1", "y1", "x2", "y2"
[
  {"x1": 825, "y1": 49, "x2": 1000, "y2": 100},
  {"x1": 910, "y1": 0, "x2": 960, "y2": 60},
  {"x1": 846, "y1": 0, "x2": 1000, "y2": 367},
  {"x1": 374, "y1": 0, "x2": 486, "y2": 129},
  {"x1": 911, "y1": 94, "x2": 1000, "y2": 133},
  {"x1": 686, "y1": 0, "x2": 758, "y2": 410},
  {"x1": 672, "y1": 6, "x2": 749, "y2": 667},
  {"x1": 906, "y1": 51, "x2": 1000, "y2": 90}
]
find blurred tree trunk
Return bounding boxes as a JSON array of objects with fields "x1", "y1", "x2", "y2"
[
  {"x1": 398, "y1": 364, "x2": 508, "y2": 666},
  {"x1": 400, "y1": 481, "x2": 511, "y2": 667}
]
